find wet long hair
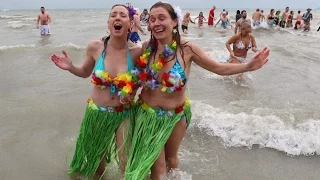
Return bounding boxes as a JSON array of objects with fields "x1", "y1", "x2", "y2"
[
  {"x1": 101, "y1": 4, "x2": 133, "y2": 52},
  {"x1": 147, "y1": 2, "x2": 200, "y2": 70}
]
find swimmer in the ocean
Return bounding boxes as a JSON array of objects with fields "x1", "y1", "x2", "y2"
[
  {"x1": 266, "y1": 9, "x2": 275, "y2": 27},
  {"x1": 286, "y1": 11, "x2": 294, "y2": 28},
  {"x1": 214, "y1": 11, "x2": 232, "y2": 29},
  {"x1": 36, "y1": 7, "x2": 52, "y2": 35},
  {"x1": 181, "y1": 12, "x2": 195, "y2": 34},
  {"x1": 226, "y1": 22, "x2": 258, "y2": 80},
  {"x1": 194, "y1": 12, "x2": 207, "y2": 28},
  {"x1": 252, "y1": 8, "x2": 262, "y2": 26},
  {"x1": 294, "y1": 10, "x2": 303, "y2": 30},
  {"x1": 274, "y1": 10, "x2": 281, "y2": 26}
]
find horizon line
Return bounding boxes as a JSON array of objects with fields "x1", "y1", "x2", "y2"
[{"x1": 2, "y1": 6, "x2": 318, "y2": 11}]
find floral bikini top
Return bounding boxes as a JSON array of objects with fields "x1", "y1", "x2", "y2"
[
  {"x1": 137, "y1": 41, "x2": 187, "y2": 93},
  {"x1": 234, "y1": 35, "x2": 252, "y2": 50},
  {"x1": 91, "y1": 46, "x2": 139, "y2": 99}
]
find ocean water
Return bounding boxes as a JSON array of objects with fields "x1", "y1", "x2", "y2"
[{"x1": 1, "y1": 8, "x2": 320, "y2": 180}]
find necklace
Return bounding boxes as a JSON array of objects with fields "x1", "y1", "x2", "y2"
[{"x1": 136, "y1": 41, "x2": 185, "y2": 93}]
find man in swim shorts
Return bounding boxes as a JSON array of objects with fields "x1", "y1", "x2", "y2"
[
  {"x1": 36, "y1": 7, "x2": 52, "y2": 35},
  {"x1": 181, "y1": 12, "x2": 195, "y2": 34},
  {"x1": 294, "y1": 10, "x2": 302, "y2": 30},
  {"x1": 252, "y1": 8, "x2": 262, "y2": 26}
]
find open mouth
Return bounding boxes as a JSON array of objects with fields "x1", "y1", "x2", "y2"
[
  {"x1": 153, "y1": 27, "x2": 165, "y2": 33},
  {"x1": 114, "y1": 23, "x2": 122, "y2": 31}
]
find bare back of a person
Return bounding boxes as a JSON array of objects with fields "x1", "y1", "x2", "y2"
[
  {"x1": 39, "y1": 13, "x2": 50, "y2": 25},
  {"x1": 140, "y1": 41, "x2": 193, "y2": 109},
  {"x1": 297, "y1": 14, "x2": 302, "y2": 21},
  {"x1": 89, "y1": 40, "x2": 140, "y2": 107},
  {"x1": 253, "y1": 12, "x2": 261, "y2": 21}
]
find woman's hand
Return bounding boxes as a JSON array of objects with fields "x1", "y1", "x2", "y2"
[
  {"x1": 51, "y1": 50, "x2": 73, "y2": 71},
  {"x1": 246, "y1": 47, "x2": 270, "y2": 71}
]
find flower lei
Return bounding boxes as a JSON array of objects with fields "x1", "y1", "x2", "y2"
[
  {"x1": 91, "y1": 68, "x2": 139, "y2": 99},
  {"x1": 137, "y1": 41, "x2": 185, "y2": 93}
]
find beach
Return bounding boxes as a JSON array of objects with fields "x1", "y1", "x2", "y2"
[{"x1": 1, "y1": 8, "x2": 320, "y2": 179}]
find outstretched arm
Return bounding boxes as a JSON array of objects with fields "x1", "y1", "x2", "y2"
[
  {"x1": 214, "y1": 18, "x2": 221, "y2": 27},
  {"x1": 189, "y1": 17, "x2": 195, "y2": 24},
  {"x1": 51, "y1": 40, "x2": 98, "y2": 78},
  {"x1": 189, "y1": 41, "x2": 269, "y2": 75}
]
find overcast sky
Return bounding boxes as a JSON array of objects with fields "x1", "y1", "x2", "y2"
[{"x1": 1, "y1": 0, "x2": 319, "y2": 10}]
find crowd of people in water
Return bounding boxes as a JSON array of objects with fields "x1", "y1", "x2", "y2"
[{"x1": 178, "y1": 6, "x2": 318, "y2": 33}]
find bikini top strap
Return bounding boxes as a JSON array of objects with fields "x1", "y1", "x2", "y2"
[
  {"x1": 94, "y1": 51, "x2": 105, "y2": 71},
  {"x1": 126, "y1": 44, "x2": 134, "y2": 71}
]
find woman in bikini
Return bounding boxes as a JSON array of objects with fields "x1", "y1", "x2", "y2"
[
  {"x1": 214, "y1": 11, "x2": 233, "y2": 29},
  {"x1": 124, "y1": 2, "x2": 270, "y2": 180},
  {"x1": 226, "y1": 22, "x2": 258, "y2": 80},
  {"x1": 194, "y1": 11, "x2": 207, "y2": 28},
  {"x1": 274, "y1": 10, "x2": 281, "y2": 26},
  {"x1": 267, "y1": 9, "x2": 275, "y2": 27},
  {"x1": 51, "y1": 4, "x2": 141, "y2": 179}
]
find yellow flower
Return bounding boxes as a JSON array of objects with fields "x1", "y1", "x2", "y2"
[
  {"x1": 141, "y1": 103, "x2": 150, "y2": 110},
  {"x1": 161, "y1": 87, "x2": 167, "y2": 92},
  {"x1": 155, "y1": 62, "x2": 163, "y2": 69},
  {"x1": 88, "y1": 99, "x2": 99, "y2": 110},
  {"x1": 101, "y1": 71, "x2": 109, "y2": 79},
  {"x1": 172, "y1": 41, "x2": 177, "y2": 48},
  {"x1": 123, "y1": 84, "x2": 132, "y2": 93},
  {"x1": 116, "y1": 73, "x2": 132, "y2": 83}
]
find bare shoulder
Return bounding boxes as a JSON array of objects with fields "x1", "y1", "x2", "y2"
[
  {"x1": 180, "y1": 39, "x2": 196, "y2": 57},
  {"x1": 229, "y1": 33, "x2": 240, "y2": 41},
  {"x1": 129, "y1": 44, "x2": 142, "y2": 55},
  {"x1": 87, "y1": 40, "x2": 103, "y2": 53},
  {"x1": 128, "y1": 43, "x2": 142, "y2": 62}
]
